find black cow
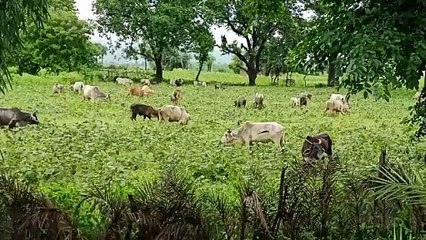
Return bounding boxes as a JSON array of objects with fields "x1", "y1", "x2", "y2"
[
  {"x1": 130, "y1": 104, "x2": 159, "y2": 121},
  {"x1": 301, "y1": 132, "x2": 333, "y2": 163},
  {"x1": 0, "y1": 108, "x2": 39, "y2": 129}
]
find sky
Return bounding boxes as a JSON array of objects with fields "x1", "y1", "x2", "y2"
[{"x1": 74, "y1": 0, "x2": 244, "y2": 45}]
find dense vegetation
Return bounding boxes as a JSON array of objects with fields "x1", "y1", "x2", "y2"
[{"x1": 0, "y1": 0, "x2": 425, "y2": 239}]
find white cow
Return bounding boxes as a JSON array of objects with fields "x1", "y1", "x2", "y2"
[
  {"x1": 330, "y1": 93, "x2": 350, "y2": 105},
  {"x1": 115, "y1": 77, "x2": 133, "y2": 85},
  {"x1": 324, "y1": 99, "x2": 350, "y2": 115},
  {"x1": 221, "y1": 121, "x2": 285, "y2": 150},
  {"x1": 83, "y1": 85, "x2": 111, "y2": 101},
  {"x1": 157, "y1": 105, "x2": 191, "y2": 125},
  {"x1": 71, "y1": 82, "x2": 84, "y2": 93},
  {"x1": 290, "y1": 97, "x2": 300, "y2": 107}
]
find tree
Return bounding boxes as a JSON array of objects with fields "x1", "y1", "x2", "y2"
[
  {"x1": 95, "y1": 43, "x2": 108, "y2": 66},
  {"x1": 15, "y1": 0, "x2": 102, "y2": 74},
  {"x1": 292, "y1": 0, "x2": 426, "y2": 138},
  {"x1": 211, "y1": 0, "x2": 296, "y2": 85},
  {"x1": 228, "y1": 55, "x2": 244, "y2": 74},
  {"x1": 94, "y1": 0, "x2": 206, "y2": 82},
  {"x1": 0, "y1": 0, "x2": 48, "y2": 93},
  {"x1": 193, "y1": 27, "x2": 215, "y2": 81}
]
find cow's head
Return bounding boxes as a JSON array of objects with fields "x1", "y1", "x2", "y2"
[
  {"x1": 221, "y1": 129, "x2": 239, "y2": 144},
  {"x1": 28, "y1": 111, "x2": 39, "y2": 125},
  {"x1": 303, "y1": 136, "x2": 327, "y2": 162}
]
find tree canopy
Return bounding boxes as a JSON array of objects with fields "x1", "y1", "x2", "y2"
[
  {"x1": 0, "y1": 0, "x2": 49, "y2": 93},
  {"x1": 94, "y1": 0, "x2": 211, "y2": 82}
]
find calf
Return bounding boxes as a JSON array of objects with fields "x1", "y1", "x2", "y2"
[
  {"x1": 0, "y1": 108, "x2": 39, "y2": 129},
  {"x1": 52, "y1": 84, "x2": 64, "y2": 93},
  {"x1": 298, "y1": 93, "x2": 312, "y2": 107},
  {"x1": 330, "y1": 93, "x2": 351, "y2": 108},
  {"x1": 128, "y1": 86, "x2": 144, "y2": 97},
  {"x1": 221, "y1": 121, "x2": 285, "y2": 150},
  {"x1": 130, "y1": 104, "x2": 158, "y2": 121},
  {"x1": 302, "y1": 133, "x2": 333, "y2": 163},
  {"x1": 170, "y1": 89, "x2": 182, "y2": 105},
  {"x1": 170, "y1": 79, "x2": 184, "y2": 86},
  {"x1": 290, "y1": 97, "x2": 300, "y2": 107},
  {"x1": 254, "y1": 93, "x2": 265, "y2": 109},
  {"x1": 234, "y1": 96, "x2": 246, "y2": 108},
  {"x1": 158, "y1": 105, "x2": 191, "y2": 125},
  {"x1": 141, "y1": 85, "x2": 155, "y2": 96}
]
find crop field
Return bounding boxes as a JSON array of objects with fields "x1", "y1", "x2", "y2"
[{"x1": 0, "y1": 70, "x2": 425, "y2": 232}]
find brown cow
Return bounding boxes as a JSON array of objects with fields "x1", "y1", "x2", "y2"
[
  {"x1": 130, "y1": 104, "x2": 158, "y2": 121},
  {"x1": 302, "y1": 132, "x2": 333, "y2": 163},
  {"x1": 128, "y1": 86, "x2": 145, "y2": 97},
  {"x1": 170, "y1": 89, "x2": 182, "y2": 105},
  {"x1": 234, "y1": 96, "x2": 246, "y2": 108}
]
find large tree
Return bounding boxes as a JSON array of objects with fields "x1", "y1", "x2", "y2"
[
  {"x1": 192, "y1": 27, "x2": 215, "y2": 81},
  {"x1": 15, "y1": 1, "x2": 102, "y2": 75},
  {"x1": 0, "y1": 0, "x2": 48, "y2": 93},
  {"x1": 94, "y1": 0, "x2": 209, "y2": 82},
  {"x1": 211, "y1": 0, "x2": 296, "y2": 85},
  {"x1": 292, "y1": 0, "x2": 426, "y2": 138}
]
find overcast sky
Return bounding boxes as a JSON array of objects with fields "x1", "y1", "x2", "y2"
[{"x1": 74, "y1": 0, "x2": 243, "y2": 44}]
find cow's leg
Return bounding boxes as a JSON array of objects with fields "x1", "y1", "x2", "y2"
[
  {"x1": 8, "y1": 119, "x2": 18, "y2": 129},
  {"x1": 131, "y1": 112, "x2": 137, "y2": 121}
]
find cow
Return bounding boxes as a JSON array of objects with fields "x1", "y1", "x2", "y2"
[
  {"x1": 170, "y1": 79, "x2": 183, "y2": 86},
  {"x1": 290, "y1": 97, "x2": 300, "y2": 107},
  {"x1": 297, "y1": 92, "x2": 312, "y2": 107},
  {"x1": 170, "y1": 89, "x2": 182, "y2": 105},
  {"x1": 141, "y1": 85, "x2": 155, "y2": 96},
  {"x1": 128, "y1": 86, "x2": 145, "y2": 97},
  {"x1": 324, "y1": 99, "x2": 350, "y2": 115},
  {"x1": 130, "y1": 104, "x2": 158, "y2": 121},
  {"x1": 215, "y1": 83, "x2": 226, "y2": 89},
  {"x1": 70, "y1": 82, "x2": 84, "y2": 93},
  {"x1": 140, "y1": 79, "x2": 151, "y2": 86},
  {"x1": 221, "y1": 121, "x2": 285, "y2": 150},
  {"x1": 52, "y1": 84, "x2": 64, "y2": 94},
  {"x1": 157, "y1": 105, "x2": 191, "y2": 125},
  {"x1": 115, "y1": 77, "x2": 133, "y2": 85},
  {"x1": 302, "y1": 133, "x2": 333, "y2": 163},
  {"x1": 234, "y1": 96, "x2": 246, "y2": 108},
  {"x1": 285, "y1": 78, "x2": 296, "y2": 86},
  {"x1": 0, "y1": 108, "x2": 39, "y2": 129},
  {"x1": 83, "y1": 85, "x2": 111, "y2": 101},
  {"x1": 254, "y1": 93, "x2": 265, "y2": 109},
  {"x1": 202, "y1": 82, "x2": 207, "y2": 87},
  {"x1": 193, "y1": 81, "x2": 200, "y2": 86},
  {"x1": 330, "y1": 93, "x2": 350, "y2": 107}
]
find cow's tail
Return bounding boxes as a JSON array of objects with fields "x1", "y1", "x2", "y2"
[{"x1": 280, "y1": 131, "x2": 285, "y2": 147}]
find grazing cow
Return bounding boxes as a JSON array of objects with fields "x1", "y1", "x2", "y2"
[
  {"x1": 298, "y1": 92, "x2": 312, "y2": 107},
  {"x1": 157, "y1": 105, "x2": 191, "y2": 125},
  {"x1": 290, "y1": 97, "x2": 300, "y2": 107},
  {"x1": 221, "y1": 121, "x2": 285, "y2": 150},
  {"x1": 52, "y1": 83, "x2": 64, "y2": 93},
  {"x1": 330, "y1": 93, "x2": 350, "y2": 107},
  {"x1": 141, "y1": 85, "x2": 155, "y2": 96},
  {"x1": 83, "y1": 85, "x2": 111, "y2": 101},
  {"x1": 193, "y1": 80, "x2": 201, "y2": 86},
  {"x1": 214, "y1": 83, "x2": 225, "y2": 89},
  {"x1": 115, "y1": 77, "x2": 133, "y2": 85},
  {"x1": 0, "y1": 108, "x2": 39, "y2": 129},
  {"x1": 170, "y1": 89, "x2": 182, "y2": 105},
  {"x1": 71, "y1": 82, "x2": 84, "y2": 93},
  {"x1": 324, "y1": 99, "x2": 350, "y2": 114},
  {"x1": 140, "y1": 79, "x2": 151, "y2": 86},
  {"x1": 234, "y1": 96, "x2": 247, "y2": 108},
  {"x1": 254, "y1": 93, "x2": 265, "y2": 109},
  {"x1": 130, "y1": 104, "x2": 158, "y2": 121},
  {"x1": 202, "y1": 82, "x2": 207, "y2": 87},
  {"x1": 128, "y1": 86, "x2": 145, "y2": 97},
  {"x1": 302, "y1": 132, "x2": 333, "y2": 163}
]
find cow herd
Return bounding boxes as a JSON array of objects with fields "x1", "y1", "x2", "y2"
[{"x1": 0, "y1": 77, "x2": 353, "y2": 164}]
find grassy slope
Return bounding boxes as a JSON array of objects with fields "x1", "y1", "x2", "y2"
[{"x1": 0, "y1": 70, "x2": 424, "y2": 222}]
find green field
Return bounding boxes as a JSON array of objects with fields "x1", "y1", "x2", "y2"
[{"x1": 0, "y1": 70, "x2": 425, "y2": 234}]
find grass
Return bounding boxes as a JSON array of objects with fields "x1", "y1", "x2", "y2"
[{"x1": 0, "y1": 69, "x2": 425, "y2": 232}]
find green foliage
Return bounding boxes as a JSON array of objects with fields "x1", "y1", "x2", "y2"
[
  {"x1": 228, "y1": 55, "x2": 244, "y2": 74},
  {"x1": 94, "y1": 0, "x2": 212, "y2": 81},
  {"x1": 211, "y1": 0, "x2": 297, "y2": 85},
  {"x1": 0, "y1": 0, "x2": 49, "y2": 93},
  {"x1": 15, "y1": 3, "x2": 102, "y2": 75}
]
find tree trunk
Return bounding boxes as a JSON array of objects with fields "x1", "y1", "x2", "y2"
[
  {"x1": 327, "y1": 61, "x2": 337, "y2": 87},
  {"x1": 195, "y1": 61, "x2": 204, "y2": 82},
  {"x1": 154, "y1": 55, "x2": 163, "y2": 83},
  {"x1": 248, "y1": 70, "x2": 257, "y2": 86}
]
